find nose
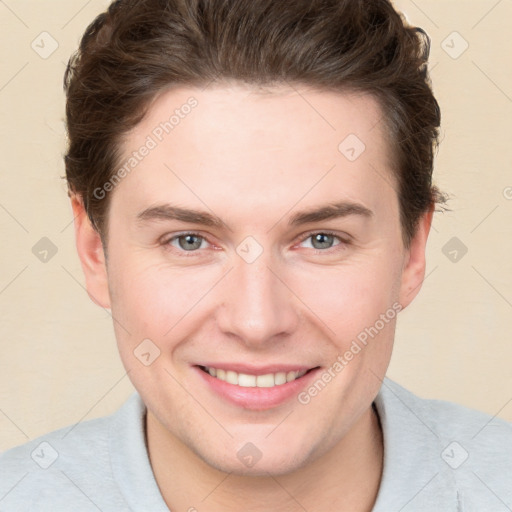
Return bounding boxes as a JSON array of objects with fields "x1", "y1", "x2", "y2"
[{"x1": 215, "y1": 250, "x2": 300, "y2": 349}]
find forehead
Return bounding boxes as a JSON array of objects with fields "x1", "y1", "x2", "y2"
[{"x1": 112, "y1": 83, "x2": 398, "y2": 223}]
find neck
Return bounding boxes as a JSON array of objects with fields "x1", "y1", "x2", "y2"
[{"x1": 146, "y1": 405, "x2": 383, "y2": 512}]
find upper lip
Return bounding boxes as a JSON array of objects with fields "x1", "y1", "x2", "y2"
[{"x1": 196, "y1": 363, "x2": 318, "y2": 376}]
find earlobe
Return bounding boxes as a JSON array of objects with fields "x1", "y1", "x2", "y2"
[
  {"x1": 398, "y1": 206, "x2": 434, "y2": 310},
  {"x1": 70, "y1": 195, "x2": 111, "y2": 309}
]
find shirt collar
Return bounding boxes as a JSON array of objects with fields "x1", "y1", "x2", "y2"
[
  {"x1": 371, "y1": 377, "x2": 459, "y2": 511},
  {"x1": 109, "y1": 392, "x2": 170, "y2": 511}
]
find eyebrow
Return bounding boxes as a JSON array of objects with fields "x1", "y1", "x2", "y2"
[{"x1": 136, "y1": 201, "x2": 373, "y2": 230}]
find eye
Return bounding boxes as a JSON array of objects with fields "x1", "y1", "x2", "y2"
[
  {"x1": 299, "y1": 231, "x2": 346, "y2": 251},
  {"x1": 161, "y1": 230, "x2": 349, "y2": 256},
  {"x1": 166, "y1": 233, "x2": 208, "y2": 252}
]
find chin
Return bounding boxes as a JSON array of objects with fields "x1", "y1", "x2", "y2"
[
  {"x1": 190, "y1": 433, "x2": 317, "y2": 477},
  {"x1": 207, "y1": 452, "x2": 309, "y2": 477}
]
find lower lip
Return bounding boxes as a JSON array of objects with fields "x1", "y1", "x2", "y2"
[{"x1": 194, "y1": 366, "x2": 321, "y2": 410}]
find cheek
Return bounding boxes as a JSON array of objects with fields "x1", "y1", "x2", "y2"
[
  {"x1": 107, "y1": 261, "x2": 217, "y2": 399},
  {"x1": 108, "y1": 253, "x2": 220, "y2": 345},
  {"x1": 288, "y1": 254, "x2": 402, "y2": 341}
]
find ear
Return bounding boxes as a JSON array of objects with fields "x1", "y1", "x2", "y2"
[
  {"x1": 71, "y1": 195, "x2": 111, "y2": 309},
  {"x1": 398, "y1": 206, "x2": 434, "y2": 309}
]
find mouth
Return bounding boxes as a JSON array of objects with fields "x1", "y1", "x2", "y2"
[
  {"x1": 198, "y1": 365, "x2": 313, "y2": 388},
  {"x1": 195, "y1": 364, "x2": 321, "y2": 410}
]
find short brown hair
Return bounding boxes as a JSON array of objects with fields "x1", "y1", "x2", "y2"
[{"x1": 64, "y1": 0, "x2": 446, "y2": 248}]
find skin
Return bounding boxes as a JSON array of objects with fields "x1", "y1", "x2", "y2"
[{"x1": 72, "y1": 83, "x2": 433, "y2": 511}]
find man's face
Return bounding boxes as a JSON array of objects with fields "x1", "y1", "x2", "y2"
[{"x1": 78, "y1": 83, "x2": 429, "y2": 475}]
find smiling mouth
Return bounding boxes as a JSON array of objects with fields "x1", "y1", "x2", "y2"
[{"x1": 198, "y1": 365, "x2": 318, "y2": 388}]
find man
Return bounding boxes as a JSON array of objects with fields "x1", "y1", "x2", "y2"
[{"x1": 1, "y1": 0, "x2": 511, "y2": 510}]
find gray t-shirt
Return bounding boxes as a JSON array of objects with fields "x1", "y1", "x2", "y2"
[{"x1": 1, "y1": 378, "x2": 511, "y2": 511}]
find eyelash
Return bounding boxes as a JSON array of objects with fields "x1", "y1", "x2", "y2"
[{"x1": 161, "y1": 230, "x2": 351, "y2": 257}]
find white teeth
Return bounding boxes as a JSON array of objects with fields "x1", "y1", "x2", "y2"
[
  {"x1": 225, "y1": 370, "x2": 238, "y2": 385},
  {"x1": 286, "y1": 371, "x2": 298, "y2": 383},
  {"x1": 274, "y1": 372, "x2": 287, "y2": 385},
  {"x1": 238, "y1": 373, "x2": 256, "y2": 387},
  {"x1": 204, "y1": 367, "x2": 308, "y2": 387},
  {"x1": 256, "y1": 374, "x2": 275, "y2": 387}
]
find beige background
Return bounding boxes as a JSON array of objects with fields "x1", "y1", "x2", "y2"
[{"x1": 0, "y1": 0, "x2": 511, "y2": 452}]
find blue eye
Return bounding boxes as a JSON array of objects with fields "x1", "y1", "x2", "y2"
[
  {"x1": 300, "y1": 232, "x2": 343, "y2": 251},
  {"x1": 306, "y1": 232, "x2": 339, "y2": 249},
  {"x1": 162, "y1": 230, "x2": 348, "y2": 257},
  {"x1": 169, "y1": 233, "x2": 206, "y2": 251}
]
